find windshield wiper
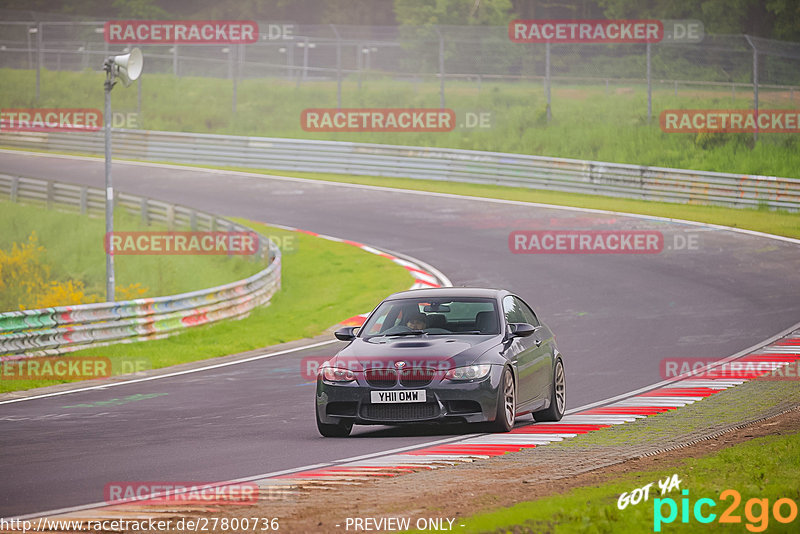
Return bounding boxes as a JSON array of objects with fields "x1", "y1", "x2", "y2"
[
  {"x1": 429, "y1": 330, "x2": 484, "y2": 335},
  {"x1": 378, "y1": 330, "x2": 427, "y2": 338}
]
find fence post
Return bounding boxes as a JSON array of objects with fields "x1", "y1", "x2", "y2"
[
  {"x1": 302, "y1": 36, "x2": 310, "y2": 81},
  {"x1": 436, "y1": 26, "x2": 445, "y2": 108},
  {"x1": 330, "y1": 24, "x2": 342, "y2": 108},
  {"x1": 231, "y1": 45, "x2": 238, "y2": 114},
  {"x1": 744, "y1": 35, "x2": 758, "y2": 142},
  {"x1": 172, "y1": 44, "x2": 178, "y2": 76},
  {"x1": 36, "y1": 22, "x2": 42, "y2": 101},
  {"x1": 357, "y1": 41, "x2": 362, "y2": 91},
  {"x1": 545, "y1": 42, "x2": 551, "y2": 122},
  {"x1": 646, "y1": 42, "x2": 652, "y2": 122}
]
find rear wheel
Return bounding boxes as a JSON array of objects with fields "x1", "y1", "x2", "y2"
[
  {"x1": 488, "y1": 367, "x2": 516, "y2": 432},
  {"x1": 533, "y1": 358, "x2": 565, "y2": 422},
  {"x1": 316, "y1": 408, "x2": 353, "y2": 437}
]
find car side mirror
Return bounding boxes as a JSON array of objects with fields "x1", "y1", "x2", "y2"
[
  {"x1": 334, "y1": 326, "x2": 359, "y2": 341},
  {"x1": 507, "y1": 322, "x2": 536, "y2": 338}
]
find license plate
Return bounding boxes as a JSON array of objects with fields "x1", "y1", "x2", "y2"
[{"x1": 370, "y1": 390, "x2": 426, "y2": 403}]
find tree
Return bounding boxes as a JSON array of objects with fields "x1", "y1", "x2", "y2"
[{"x1": 394, "y1": 0, "x2": 514, "y2": 26}]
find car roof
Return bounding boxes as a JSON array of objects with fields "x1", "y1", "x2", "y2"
[{"x1": 385, "y1": 287, "x2": 509, "y2": 300}]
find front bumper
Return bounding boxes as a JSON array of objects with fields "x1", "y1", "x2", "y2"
[{"x1": 315, "y1": 365, "x2": 504, "y2": 426}]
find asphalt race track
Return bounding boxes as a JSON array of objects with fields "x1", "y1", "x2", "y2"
[{"x1": 2, "y1": 150, "x2": 799, "y2": 517}]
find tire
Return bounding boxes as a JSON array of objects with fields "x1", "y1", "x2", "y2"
[
  {"x1": 316, "y1": 408, "x2": 353, "y2": 437},
  {"x1": 533, "y1": 358, "x2": 565, "y2": 422},
  {"x1": 488, "y1": 366, "x2": 516, "y2": 432}
]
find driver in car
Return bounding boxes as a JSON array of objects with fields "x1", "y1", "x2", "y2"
[{"x1": 405, "y1": 312, "x2": 427, "y2": 331}]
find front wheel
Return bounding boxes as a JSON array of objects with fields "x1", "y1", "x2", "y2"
[
  {"x1": 533, "y1": 358, "x2": 565, "y2": 422},
  {"x1": 488, "y1": 366, "x2": 516, "y2": 432},
  {"x1": 316, "y1": 408, "x2": 353, "y2": 437}
]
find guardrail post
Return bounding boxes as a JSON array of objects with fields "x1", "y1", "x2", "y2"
[
  {"x1": 80, "y1": 186, "x2": 88, "y2": 214},
  {"x1": 190, "y1": 210, "x2": 197, "y2": 231},
  {"x1": 10, "y1": 176, "x2": 19, "y2": 203},
  {"x1": 166, "y1": 204, "x2": 175, "y2": 230},
  {"x1": 140, "y1": 198, "x2": 149, "y2": 225},
  {"x1": 46, "y1": 180, "x2": 54, "y2": 209}
]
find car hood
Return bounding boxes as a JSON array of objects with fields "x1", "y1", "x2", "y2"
[{"x1": 330, "y1": 334, "x2": 500, "y2": 371}]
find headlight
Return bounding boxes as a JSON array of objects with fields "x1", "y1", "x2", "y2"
[
  {"x1": 320, "y1": 365, "x2": 356, "y2": 383},
  {"x1": 444, "y1": 364, "x2": 492, "y2": 381}
]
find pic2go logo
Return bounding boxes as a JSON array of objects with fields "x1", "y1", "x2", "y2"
[{"x1": 653, "y1": 489, "x2": 798, "y2": 532}]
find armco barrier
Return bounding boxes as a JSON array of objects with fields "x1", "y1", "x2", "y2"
[
  {"x1": 1, "y1": 129, "x2": 798, "y2": 210},
  {"x1": 0, "y1": 174, "x2": 281, "y2": 358}
]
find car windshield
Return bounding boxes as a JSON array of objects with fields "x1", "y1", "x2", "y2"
[{"x1": 360, "y1": 297, "x2": 500, "y2": 338}]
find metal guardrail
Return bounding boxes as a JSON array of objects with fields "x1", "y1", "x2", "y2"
[
  {"x1": 0, "y1": 173, "x2": 281, "y2": 358},
  {"x1": 1, "y1": 129, "x2": 799, "y2": 210}
]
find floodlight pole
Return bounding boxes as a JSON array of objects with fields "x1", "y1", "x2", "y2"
[{"x1": 104, "y1": 59, "x2": 116, "y2": 302}]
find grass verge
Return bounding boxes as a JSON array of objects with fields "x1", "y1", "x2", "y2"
[
  {"x1": 0, "y1": 220, "x2": 412, "y2": 393},
  {"x1": 2, "y1": 68, "x2": 799, "y2": 178},
  {"x1": 405, "y1": 377, "x2": 800, "y2": 533},
  {"x1": 448, "y1": 431, "x2": 800, "y2": 533},
  {"x1": 0, "y1": 199, "x2": 262, "y2": 305}
]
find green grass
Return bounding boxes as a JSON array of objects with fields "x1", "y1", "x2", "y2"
[
  {"x1": 2, "y1": 68, "x2": 800, "y2": 178},
  {"x1": 0, "y1": 199, "x2": 262, "y2": 307},
  {"x1": 0, "y1": 220, "x2": 412, "y2": 393},
  {"x1": 423, "y1": 431, "x2": 800, "y2": 533}
]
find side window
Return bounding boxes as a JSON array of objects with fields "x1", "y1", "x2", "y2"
[
  {"x1": 502, "y1": 296, "x2": 525, "y2": 324},
  {"x1": 515, "y1": 297, "x2": 540, "y2": 326}
]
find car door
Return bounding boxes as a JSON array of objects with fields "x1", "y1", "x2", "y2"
[
  {"x1": 516, "y1": 297, "x2": 554, "y2": 402},
  {"x1": 502, "y1": 295, "x2": 540, "y2": 406}
]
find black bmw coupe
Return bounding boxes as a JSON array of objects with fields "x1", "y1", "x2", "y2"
[{"x1": 315, "y1": 287, "x2": 566, "y2": 437}]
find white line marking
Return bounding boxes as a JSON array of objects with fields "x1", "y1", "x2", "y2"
[{"x1": 0, "y1": 340, "x2": 337, "y2": 406}]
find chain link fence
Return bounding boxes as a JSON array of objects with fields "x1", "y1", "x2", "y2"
[{"x1": 1, "y1": 21, "x2": 799, "y2": 118}]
